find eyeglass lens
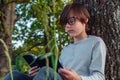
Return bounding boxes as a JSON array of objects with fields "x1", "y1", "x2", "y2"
[{"x1": 67, "y1": 16, "x2": 77, "y2": 25}]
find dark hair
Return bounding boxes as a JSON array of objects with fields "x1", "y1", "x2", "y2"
[{"x1": 60, "y1": 3, "x2": 90, "y2": 27}]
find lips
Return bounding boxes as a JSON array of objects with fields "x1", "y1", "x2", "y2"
[{"x1": 67, "y1": 30, "x2": 74, "y2": 33}]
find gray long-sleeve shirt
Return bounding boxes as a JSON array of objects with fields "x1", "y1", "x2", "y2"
[{"x1": 59, "y1": 35, "x2": 107, "y2": 80}]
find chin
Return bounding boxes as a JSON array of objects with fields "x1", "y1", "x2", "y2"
[{"x1": 69, "y1": 34, "x2": 76, "y2": 37}]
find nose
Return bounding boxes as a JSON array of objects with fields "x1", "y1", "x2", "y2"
[{"x1": 65, "y1": 23, "x2": 71, "y2": 28}]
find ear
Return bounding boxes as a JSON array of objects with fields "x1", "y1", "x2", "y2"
[{"x1": 85, "y1": 19, "x2": 88, "y2": 23}]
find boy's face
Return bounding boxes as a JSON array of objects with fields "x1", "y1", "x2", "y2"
[{"x1": 64, "y1": 12, "x2": 86, "y2": 39}]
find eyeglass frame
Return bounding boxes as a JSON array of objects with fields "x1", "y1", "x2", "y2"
[{"x1": 64, "y1": 16, "x2": 79, "y2": 27}]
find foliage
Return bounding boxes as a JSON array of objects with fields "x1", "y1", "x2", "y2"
[
  {"x1": 12, "y1": 0, "x2": 72, "y2": 74},
  {"x1": 0, "y1": 0, "x2": 30, "y2": 4},
  {"x1": 13, "y1": 54, "x2": 30, "y2": 73}
]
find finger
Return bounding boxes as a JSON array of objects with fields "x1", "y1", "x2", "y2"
[
  {"x1": 30, "y1": 71, "x2": 38, "y2": 77},
  {"x1": 59, "y1": 68, "x2": 76, "y2": 80},
  {"x1": 59, "y1": 68, "x2": 70, "y2": 74},
  {"x1": 30, "y1": 66, "x2": 38, "y2": 70},
  {"x1": 29, "y1": 67, "x2": 40, "y2": 76},
  {"x1": 69, "y1": 69, "x2": 74, "y2": 72},
  {"x1": 29, "y1": 68, "x2": 40, "y2": 76},
  {"x1": 58, "y1": 69, "x2": 71, "y2": 78},
  {"x1": 30, "y1": 67, "x2": 40, "y2": 74},
  {"x1": 29, "y1": 66, "x2": 39, "y2": 72},
  {"x1": 58, "y1": 68, "x2": 66, "y2": 75},
  {"x1": 69, "y1": 69, "x2": 77, "y2": 74},
  {"x1": 61, "y1": 73, "x2": 72, "y2": 80}
]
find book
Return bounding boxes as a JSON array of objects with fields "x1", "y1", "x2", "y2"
[{"x1": 23, "y1": 53, "x2": 63, "y2": 70}]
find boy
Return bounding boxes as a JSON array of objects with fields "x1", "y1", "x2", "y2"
[{"x1": 4, "y1": 3, "x2": 107, "y2": 80}]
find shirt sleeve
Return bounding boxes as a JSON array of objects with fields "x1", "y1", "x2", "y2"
[{"x1": 81, "y1": 39, "x2": 107, "y2": 80}]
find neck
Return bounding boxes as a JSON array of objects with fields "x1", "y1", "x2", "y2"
[{"x1": 74, "y1": 32, "x2": 88, "y2": 42}]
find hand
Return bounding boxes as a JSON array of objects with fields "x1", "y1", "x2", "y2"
[
  {"x1": 28, "y1": 66, "x2": 40, "y2": 77},
  {"x1": 58, "y1": 68, "x2": 82, "y2": 80}
]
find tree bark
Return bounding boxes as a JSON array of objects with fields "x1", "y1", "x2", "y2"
[
  {"x1": 0, "y1": 2, "x2": 16, "y2": 77},
  {"x1": 73, "y1": 0, "x2": 120, "y2": 80},
  {"x1": 0, "y1": 0, "x2": 30, "y2": 77}
]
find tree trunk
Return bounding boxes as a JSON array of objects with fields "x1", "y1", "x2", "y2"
[
  {"x1": 0, "y1": 0, "x2": 30, "y2": 77},
  {"x1": 0, "y1": 2, "x2": 16, "y2": 77},
  {"x1": 73, "y1": 0, "x2": 120, "y2": 80}
]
